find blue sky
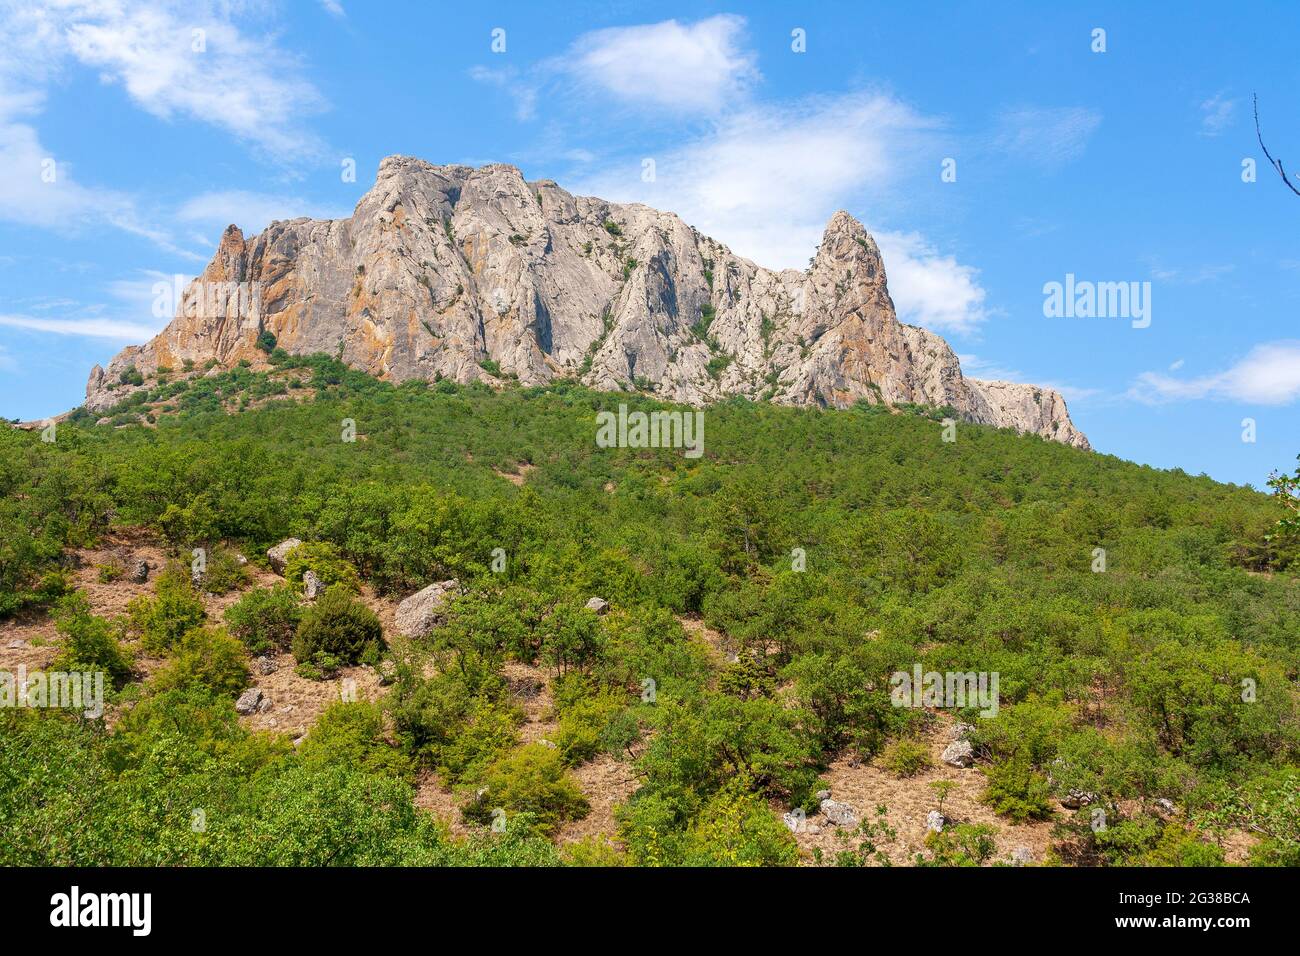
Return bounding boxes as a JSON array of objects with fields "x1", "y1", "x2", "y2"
[{"x1": 1, "y1": 0, "x2": 1298, "y2": 489}]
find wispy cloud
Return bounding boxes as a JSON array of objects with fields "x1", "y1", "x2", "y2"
[
  {"x1": 558, "y1": 15, "x2": 759, "y2": 114},
  {"x1": 0, "y1": 314, "x2": 161, "y2": 339},
  {"x1": 960, "y1": 353, "x2": 1100, "y2": 402},
  {"x1": 54, "y1": 0, "x2": 328, "y2": 160},
  {"x1": 1198, "y1": 92, "x2": 1237, "y2": 137},
  {"x1": 1129, "y1": 340, "x2": 1300, "y2": 405},
  {"x1": 991, "y1": 106, "x2": 1102, "y2": 166},
  {"x1": 177, "y1": 191, "x2": 348, "y2": 235}
]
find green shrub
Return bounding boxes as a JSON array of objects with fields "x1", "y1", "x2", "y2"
[
  {"x1": 224, "y1": 585, "x2": 301, "y2": 654},
  {"x1": 920, "y1": 823, "x2": 998, "y2": 866},
  {"x1": 284, "y1": 542, "x2": 361, "y2": 594},
  {"x1": 463, "y1": 743, "x2": 589, "y2": 835},
  {"x1": 880, "y1": 738, "x2": 933, "y2": 777},
  {"x1": 388, "y1": 666, "x2": 519, "y2": 783},
  {"x1": 198, "y1": 546, "x2": 251, "y2": 595},
  {"x1": 150, "y1": 626, "x2": 249, "y2": 698},
  {"x1": 292, "y1": 588, "x2": 383, "y2": 671},
  {"x1": 51, "y1": 593, "x2": 132, "y2": 684},
  {"x1": 297, "y1": 701, "x2": 413, "y2": 780},
  {"x1": 127, "y1": 566, "x2": 206, "y2": 653},
  {"x1": 981, "y1": 756, "x2": 1054, "y2": 822},
  {"x1": 555, "y1": 689, "x2": 636, "y2": 765},
  {"x1": 678, "y1": 785, "x2": 798, "y2": 867}
]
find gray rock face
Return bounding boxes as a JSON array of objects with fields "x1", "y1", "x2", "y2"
[
  {"x1": 235, "y1": 687, "x2": 264, "y2": 715},
  {"x1": 819, "y1": 798, "x2": 860, "y2": 828},
  {"x1": 129, "y1": 560, "x2": 150, "y2": 584},
  {"x1": 926, "y1": 810, "x2": 946, "y2": 833},
  {"x1": 394, "y1": 579, "x2": 459, "y2": 638},
  {"x1": 1060, "y1": 789, "x2": 1099, "y2": 810},
  {"x1": 941, "y1": 740, "x2": 975, "y2": 768},
  {"x1": 266, "y1": 538, "x2": 301, "y2": 575},
  {"x1": 82, "y1": 157, "x2": 1088, "y2": 449},
  {"x1": 302, "y1": 569, "x2": 324, "y2": 600}
]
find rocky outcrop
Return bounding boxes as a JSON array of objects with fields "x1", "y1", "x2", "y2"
[
  {"x1": 394, "y1": 579, "x2": 459, "y2": 638},
  {"x1": 83, "y1": 157, "x2": 1088, "y2": 448}
]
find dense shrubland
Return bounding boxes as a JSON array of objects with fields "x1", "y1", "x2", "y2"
[{"x1": 1, "y1": 355, "x2": 1297, "y2": 866}]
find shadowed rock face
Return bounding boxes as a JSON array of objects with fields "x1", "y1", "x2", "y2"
[{"x1": 84, "y1": 156, "x2": 1089, "y2": 449}]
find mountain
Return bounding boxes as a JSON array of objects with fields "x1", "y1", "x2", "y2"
[{"x1": 84, "y1": 156, "x2": 1088, "y2": 449}]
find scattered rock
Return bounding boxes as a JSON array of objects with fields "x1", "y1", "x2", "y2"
[
  {"x1": 394, "y1": 579, "x2": 459, "y2": 638},
  {"x1": 235, "y1": 687, "x2": 265, "y2": 715},
  {"x1": 129, "y1": 560, "x2": 150, "y2": 583},
  {"x1": 782, "y1": 811, "x2": 807, "y2": 833},
  {"x1": 926, "y1": 810, "x2": 946, "y2": 833},
  {"x1": 6, "y1": 639, "x2": 27, "y2": 649},
  {"x1": 266, "y1": 538, "x2": 302, "y2": 575},
  {"x1": 585, "y1": 596, "x2": 610, "y2": 615},
  {"x1": 941, "y1": 739, "x2": 975, "y2": 768},
  {"x1": 1060, "y1": 789, "x2": 1099, "y2": 810},
  {"x1": 815, "y1": 789, "x2": 831, "y2": 801},
  {"x1": 255, "y1": 656, "x2": 277, "y2": 676},
  {"x1": 1154, "y1": 797, "x2": 1177, "y2": 816},
  {"x1": 376, "y1": 658, "x2": 397, "y2": 685},
  {"x1": 819, "y1": 798, "x2": 859, "y2": 828},
  {"x1": 235, "y1": 554, "x2": 249, "y2": 566},
  {"x1": 257, "y1": 695, "x2": 274, "y2": 713},
  {"x1": 302, "y1": 569, "x2": 324, "y2": 600},
  {"x1": 949, "y1": 722, "x2": 975, "y2": 742},
  {"x1": 1011, "y1": 847, "x2": 1034, "y2": 866}
]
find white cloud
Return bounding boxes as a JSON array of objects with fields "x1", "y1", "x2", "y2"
[
  {"x1": 573, "y1": 91, "x2": 989, "y2": 333},
  {"x1": 1130, "y1": 340, "x2": 1300, "y2": 405},
  {"x1": 1199, "y1": 92, "x2": 1237, "y2": 137},
  {"x1": 877, "y1": 231, "x2": 988, "y2": 335},
  {"x1": 575, "y1": 92, "x2": 936, "y2": 267},
  {"x1": 177, "y1": 191, "x2": 347, "y2": 234},
  {"x1": 318, "y1": 0, "x2": 345, "y2": 17},
  {"x1": 0, "y1": 314, "x2": 161, "y2": 339},
  {"x1": 991, "y1": 106, "x2": 1102, "y2": 166},
  {"x1": 0, "y1": 1, "x2": 326, "y2": 163},
  {"x1": 561, "y1": 15, "x2": 759, "y2": 113}
]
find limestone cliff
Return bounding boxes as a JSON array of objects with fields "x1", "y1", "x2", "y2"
[{"x1": 85, "y1": 156, "x2": 1088, "y2": 449}]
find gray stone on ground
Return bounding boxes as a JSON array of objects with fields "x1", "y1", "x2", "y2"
[
  {"x1": 129, "y1": 559, "x2": 150, "y2": 583},
  {"x1": 376, "y1": 658, "x2": 397, "y2": 685},
  {"x1": 949, "y1": 722, "x2": 975, "y2": 742},
  {"x1": 819, "y1": 798, "x2": 859, "y2": 828},
  {"x1": 926, "y1": 810, "x2": 946, "y2": 833},
  {"x1": 1154, "y1": 797, "x2": 1177, "y2": 816},
  {"x1": 255, "y1": 656, "x2": 277, "y2": 676},
  {"x1": 395, "y1": 580, "x2": 459, "y2": 638},
  {"x1": 1059, "y1": 789, "x2": 1098, "y2": 810},
  {"x1": 941, "y1": 739, "x2": 974, "y2": 768},
  {"x1": 815, "y1": 789, "x2": 831, "y2": 801},
  {"x1": 303, "y1": 569, "x2": 324, "y2": 600},
  {"x1": 585, "y1": 596, "x2": 609, "y2": 615},
  {"x1": 235, "y1": 687, "x2": 264, "y2": 715},
  {"x1": 266, "y1": 538, "x2": 302, "y2": 574},
  {"x1": 1011, "y1": 847, "x2": 1034, "y2": 866}
]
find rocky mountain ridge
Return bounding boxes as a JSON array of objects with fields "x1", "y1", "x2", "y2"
[{"x1": 85, "y1": 155, "x2": 1088, "y2": 449}]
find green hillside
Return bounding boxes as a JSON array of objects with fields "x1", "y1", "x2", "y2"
[{"x1": 2, "y1": 355, "x2": 1297, "y2": 866}]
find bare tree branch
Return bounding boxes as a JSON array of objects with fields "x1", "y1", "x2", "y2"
[{"x1": 1254, "y1": 93, "x2": 1300, "y2": 197}]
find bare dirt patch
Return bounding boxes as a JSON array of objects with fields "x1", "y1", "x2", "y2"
[{"x1": 791, "y1": 715, "x2": 1058, "y2": 866}]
